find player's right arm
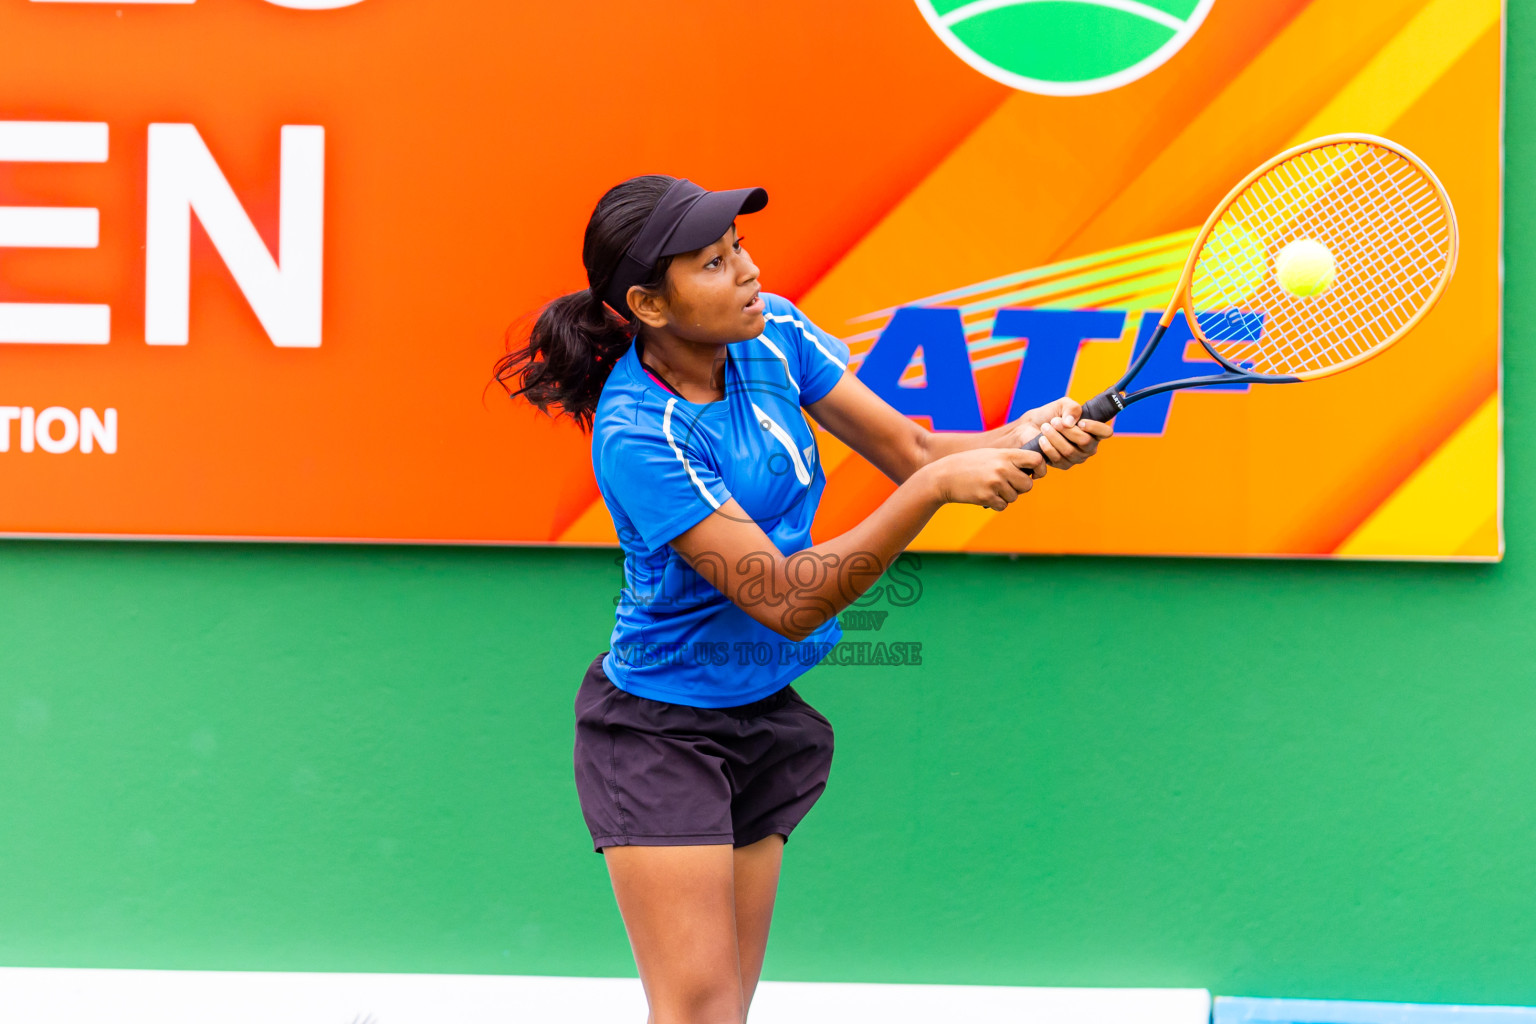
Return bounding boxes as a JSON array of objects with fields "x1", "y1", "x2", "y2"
[{"x1": 668, "y1": 448, "x2": 1043, "y2": 642}]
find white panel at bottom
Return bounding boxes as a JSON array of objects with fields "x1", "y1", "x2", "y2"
[
  {"x1": 0, "y1": 966, "x2": 1211, "y2": 1024},
  {"x1": 754, "y1": 980, "x2": 1212, "y2": 1022}
]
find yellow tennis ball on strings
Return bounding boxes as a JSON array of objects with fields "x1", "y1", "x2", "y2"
[{"x1": 1274, "y1": 238, "x2": 1337, "y2": 297}]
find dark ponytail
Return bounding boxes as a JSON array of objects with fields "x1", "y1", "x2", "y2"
[{"x1": 494, "y1": 174, "x2": 678, "y2": 433}]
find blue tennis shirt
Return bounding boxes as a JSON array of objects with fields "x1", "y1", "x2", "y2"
[{"x1": 592, "y1": 293, "x2": 851, "y2": 707}]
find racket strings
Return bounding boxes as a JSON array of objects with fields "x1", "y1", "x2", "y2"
[
  {"x1": 1241, "y1": 148, "x2": 1431, "y2": 363},
  {"x1": 1202, "y1": 147, "x2": 1449, "y2": 373},
  {"x1": 1278, "y1": 168, "x2": 1444, "y2": 368},
  {"x1": 1188, "y1": 141, "x2": 1453, "y2": 378},
  {"x1": 1215, "y1": 151, "x2": 1441, "y2": 370}
]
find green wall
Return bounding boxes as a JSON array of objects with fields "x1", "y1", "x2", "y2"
[{"x1": 1, "y1": 13, "x2": 1531, "y2": 1009}]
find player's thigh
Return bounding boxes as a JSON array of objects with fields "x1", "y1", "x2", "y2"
[
  {"x1": 732, "y1": 833, "x2": 784, "y2": 1011},
  {"x1": 604, "y1": 843, "x2": 744, "y2": 1023}
]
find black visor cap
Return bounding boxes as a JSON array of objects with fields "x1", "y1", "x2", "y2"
[{"x1": 602, "y1": 178, "x2": 768, "y2": 318}]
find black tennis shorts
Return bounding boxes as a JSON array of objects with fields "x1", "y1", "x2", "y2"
[{"x1": 573, "y1": 651, "x2": 835, "y2": 853}]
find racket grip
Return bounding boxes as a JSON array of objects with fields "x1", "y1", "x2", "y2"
[{"x1": 1018, "y1": 389, "x2": 1124, "y2": 456}]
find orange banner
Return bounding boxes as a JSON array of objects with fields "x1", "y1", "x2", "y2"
[{"x1": 0, "y1": 0, "x2": 1501, "y2": 559}]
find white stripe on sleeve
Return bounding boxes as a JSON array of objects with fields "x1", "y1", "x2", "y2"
[
  {"x1": 661, "y1": 398, "x2": 722, "y2": 510},
  {"x1": 764, "y1": 311, "x2": 847, "y2": 371}
]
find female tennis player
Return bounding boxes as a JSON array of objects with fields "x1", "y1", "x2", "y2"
[{"x1": 496, "y1": 174, "x2": 1112, "y2": 1024}]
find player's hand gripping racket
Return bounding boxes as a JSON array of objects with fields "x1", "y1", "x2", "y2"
[{"x1": 1022, "y1": 133, "x2": 1458, "y2": 453}]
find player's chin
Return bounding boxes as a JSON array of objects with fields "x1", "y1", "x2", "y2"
[{"x1": 740, "y1": 307, "x2": 766, "y2": 336}]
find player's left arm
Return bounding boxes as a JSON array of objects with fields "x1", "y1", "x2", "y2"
[{"x1": 805, "y1": 371, "x2": 1112, "y2": 486}]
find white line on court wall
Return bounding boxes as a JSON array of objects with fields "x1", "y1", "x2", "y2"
[{"x1": 0, "y1": 966, "x2": 1211, "y2": 1023}]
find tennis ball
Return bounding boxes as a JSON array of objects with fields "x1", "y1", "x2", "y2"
[
  {"x1": 1274, "y1": 238, "x2": 1337, "y2": 298},
  {"x1": 916, "y1": 0, "x2": 1215, "y2": 96}
]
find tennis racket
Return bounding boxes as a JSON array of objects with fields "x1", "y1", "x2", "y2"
[{"x1": 1022, "y1": 133, "x2": 1459, "y2": 453}]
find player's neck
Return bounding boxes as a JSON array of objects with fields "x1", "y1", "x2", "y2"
[{"x1": 636, "y1": 332, "x2": 727, "y2": 403}]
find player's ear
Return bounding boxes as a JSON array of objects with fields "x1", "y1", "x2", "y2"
[{"x1": 627, "y1": 285, "x2": 669, "y2": 330}]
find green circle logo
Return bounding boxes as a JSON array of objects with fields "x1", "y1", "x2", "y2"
[{"x1": 915, "y1": 0, "x2": 1216, "y2": 96}]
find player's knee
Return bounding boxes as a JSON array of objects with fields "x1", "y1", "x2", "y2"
[{"x1": 652, "y1": 977, "x2": 744, "y2": 1024}]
